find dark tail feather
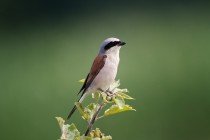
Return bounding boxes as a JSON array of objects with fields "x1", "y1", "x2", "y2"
[
  {"x1": 67, "y1": 105, "x2": 77, "y2": 120},
  {"x1": 67, "y1": 90, "x2": 86, "y2": 120}
]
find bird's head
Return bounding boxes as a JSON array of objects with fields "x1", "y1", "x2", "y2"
[{"x1": 99, "y1": 37, "x2": 126, "y2": 55}]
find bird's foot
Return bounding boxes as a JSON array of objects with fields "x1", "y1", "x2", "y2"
[
  {"x1": 98, "y1": 88, "x2": 114, "y2": 97},
  {"x1": 106, "y1": 90, "x2": 114, "y2": 97},
  {"x1": 98, "y1": 88, "x2": 104, "y2": 93}
]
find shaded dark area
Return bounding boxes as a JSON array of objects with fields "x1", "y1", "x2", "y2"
[{"x1": 1, "y1": 0, "x2": 210, "y2": 28}]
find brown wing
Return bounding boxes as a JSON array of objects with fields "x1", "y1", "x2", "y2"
[{"x1": 78, "y1": 55, "x2": 107, "y2": 96}]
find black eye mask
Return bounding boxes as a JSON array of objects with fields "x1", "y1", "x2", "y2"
[{"x1": 104, "y1": 41, "x2": 121, "y2": 50}]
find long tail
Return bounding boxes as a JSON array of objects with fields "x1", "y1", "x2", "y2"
[
  {"x1": 67, "y1": 105, "x2": 77, "y2": 120},
  {"x1": 67, "y1": 93, "x2": 87, "y2": 120}
]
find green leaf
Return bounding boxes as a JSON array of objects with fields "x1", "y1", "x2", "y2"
[
  {"x1": 75, "y1": 102, "x2": 88, "y2": 120},
  {"x1": 84, "y1": 103, "x2": 99, "y2": 122},
  {"x1": 104, "y1": 105, "x2": 136, "y2": 116},
  {"x1": 112, "y1": 88, "x2": 128, "y2": 95},
  {"x1": 56, "y1": 117, "x2": 80, "y2": 140},
  {"x1": 117, "y1": 92, "x2": 134, "y2": 100},
  {"x1": 61, "y1": 124, "x2": 71, "y2": 139},
  {"x1": 56, "y1": 117, "x2": 65, "y2": 130},
  {"x1": 101, "y1": 92, "x2": 113, "y2": 103},
  {"x1": 79, "y1": 79, "x2": 85, "y2": 83},
  {"x1": 95, "y1": 128, "x2": 101, "y2": 137},
  {"x1": 101, "y1": 92, "x2": 109, "y2": 103},
  {"x1": 113, "y1": 95, "x2": 125, "y2": 109},
  {"x1": 88, "y1": 128, "x2": 112, "y2": 140},
  {"x1": 80, "y1": 136, "x2": 92, "y2": 140},
  {"x1": 92, "y1": 92, "x2": 100, "y2": 103},
  {"x1": 119, "y1": 88, "x2": 129, "y2": 93},
  {"x1": 79, "y1": 135, "x2": 111, "y2": 140},
  {"x1": 109, "y1": 80, "x2": 120, "y2": 91},
  {"x1": 68, "y1": 123, "x2": 80, "y2": 140},
  {"x1": 93, "y1": 138, "x2": 102, "y2": 140},
  {"x1": 101, "y1": 135, "x2": 112, "y2": 140}
]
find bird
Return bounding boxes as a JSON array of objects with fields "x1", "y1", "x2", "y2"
[{"x1": 67, "y1": 37, "x2": 126, "y2": 120}]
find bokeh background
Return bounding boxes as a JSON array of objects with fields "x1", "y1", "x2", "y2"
[{"x1": 1, "y1": 0, "x2": 210, "y2": 140}]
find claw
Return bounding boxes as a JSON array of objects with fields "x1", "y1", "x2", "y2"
[{"x1": 98, "y1": 88, "x2": 114, "y2": 97}]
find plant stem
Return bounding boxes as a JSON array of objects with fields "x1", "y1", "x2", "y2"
[
  {"x1": 96, "y1": 115, "x2": 105, "y2": 121},
  {"x1": 85, "y1": 101, "x2": 104, "y2": 136}
]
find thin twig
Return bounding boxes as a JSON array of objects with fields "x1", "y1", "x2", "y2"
[
  {"x1": 85, "y1": 101, "x2": 104, "y2": 136},
  {"x1": 96, "y1": 115, "x2": 105, "y2": 121}
]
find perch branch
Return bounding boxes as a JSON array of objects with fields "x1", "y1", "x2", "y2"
[{"x1": 85, "y1": 101, "x2": 104, "y2": 136}]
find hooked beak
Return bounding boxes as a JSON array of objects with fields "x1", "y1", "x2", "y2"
[{"x1": 119, "y1": 41, "x2": 126, "y2": 46}]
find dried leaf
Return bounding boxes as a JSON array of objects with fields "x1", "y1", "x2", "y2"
[{"x1": 56, "y1": 117, "x2": 80, "y2": 140}]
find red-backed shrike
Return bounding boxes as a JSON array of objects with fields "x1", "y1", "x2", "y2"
[{"x1": 67, "y1": 37, "x2": 126, "y2": 119}]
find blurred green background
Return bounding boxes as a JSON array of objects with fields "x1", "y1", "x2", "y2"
[{"x1": 1, "y1": 0, "x2": 210, "y2": 140}]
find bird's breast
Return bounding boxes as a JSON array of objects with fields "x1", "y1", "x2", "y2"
[{"x1": 91, "y1": 55, "x2": 119, "y2": 91}]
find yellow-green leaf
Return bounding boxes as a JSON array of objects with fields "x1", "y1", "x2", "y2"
[
  {"x1": 104, "y1": 105, "x2": 136, "y2": 116},
  {"x1": 75, "y1": 102, "x2": 88, "y2": 120},
  {"x1": 84, "y1": 103, "x2": 99, "y2": 122},
  {"x1": 79, "y1": 79, "x2": 85, "y2": 83},
  {"x1": 117, "y1": 92, "x2": 134, "y2": 100},
  {"x1": 68, "y1": 123, "x2": 80, "y2": 139},
  {"x1": 92, "y1": 92, "x2": 100, "y2": 103},
  {"x1": 113, "y1": 95, "x2": 125, "y2": 109},
  {"x1": 55, "y1": 117, "x2": 65, "y2": 130},
  {"x1": 109, "y1": 80, "x2": 120, "y2": 91},
  {"x1": 56, "y1": 117, "x2": 80, "y2": 140},
  {"x1": 88, "y1": 128, "x2": 112, "y2": 140}
]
